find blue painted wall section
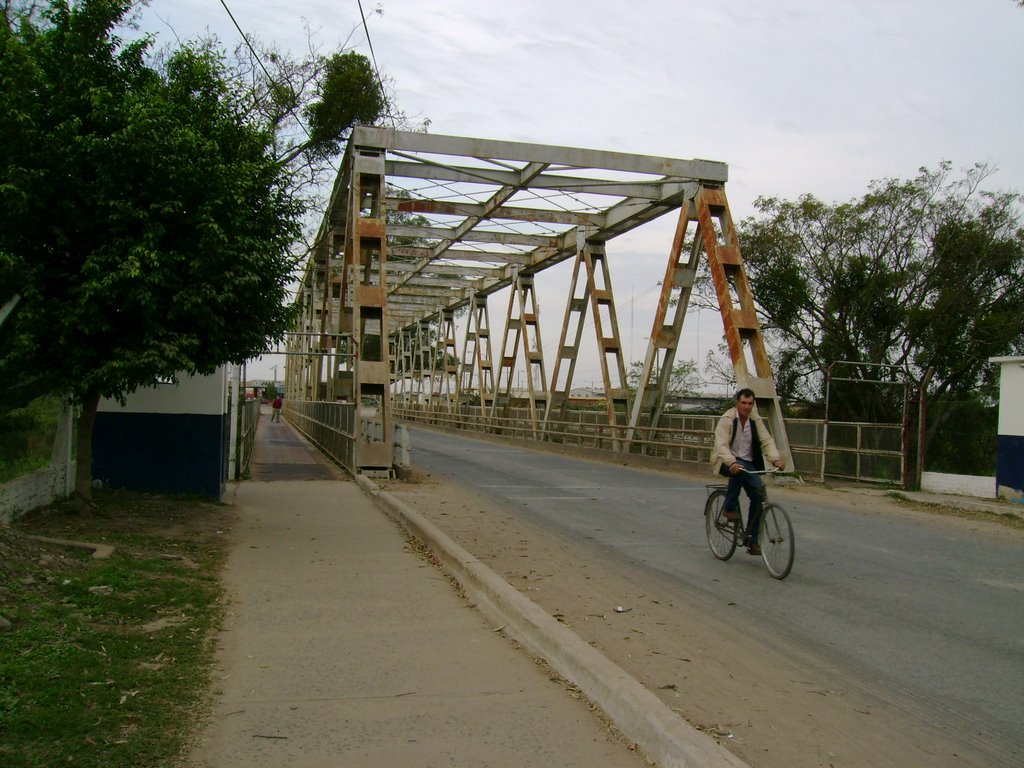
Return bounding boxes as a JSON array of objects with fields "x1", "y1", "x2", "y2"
[
  {"x1": 996, "y1": 434, "x2": 1024, "y2": 502},
  {"x1": 93, "y1": 411, "x2": 228, "y2": 497}
]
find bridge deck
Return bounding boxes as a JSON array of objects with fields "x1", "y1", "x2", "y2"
[{"x1": 248, "y1": 407, "x2": 344, "y2": 481}]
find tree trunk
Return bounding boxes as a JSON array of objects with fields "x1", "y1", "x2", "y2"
[{"x1": 74, "y1": 390, "x2": 101, "y2": 513}]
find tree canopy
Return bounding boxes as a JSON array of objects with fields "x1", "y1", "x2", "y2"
[
  {"x1": 0, "y1": 0, "x2": 385, "y2": 506},
  {"x1": 627, "y1": 359, "x2": 701, "y2": 399},
  {"x1": 728, "y1": 162, "x2": 1024, "y2": 429}
]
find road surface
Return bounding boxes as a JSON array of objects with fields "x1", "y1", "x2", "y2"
[{"x1": 397, "y1": 426, "x2": 1024, "y2": 767}]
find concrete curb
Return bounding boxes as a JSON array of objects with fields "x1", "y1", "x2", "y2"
[
  {"x1": 25, "y1": 535, "x2": 115, "y2": 559},
  {"x1": 355, "y1": 474, "x2": 749, "y2": 768},
  {"x1": 834, "y1": 487, "x2": 1024, "y2": 520}
]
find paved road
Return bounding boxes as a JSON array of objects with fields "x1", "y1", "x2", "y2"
[{"x1": 407, "y1": 426, "x2": 1024, "y2": 765}]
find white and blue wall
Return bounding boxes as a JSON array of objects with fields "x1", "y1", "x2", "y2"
[
  {"x1": 991, "y1": 356, "x2": 1024, "y2": 503},
  {"x1": 93, "y1": 368, "x2": 231, "y2": 498}
]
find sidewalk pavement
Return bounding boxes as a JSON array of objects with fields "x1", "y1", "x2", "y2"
[
  {"x1": 825, "y1": 484, "x2": 1023, "y2": 520},
  {"x1": 189, "y1": 414, "x2": 713, "y2": 767},
  {"x1": 190, "y1": 479, "x2": 659, "y2": 767}
]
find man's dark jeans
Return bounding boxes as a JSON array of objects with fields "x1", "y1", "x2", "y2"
[{"x1": 719, "y1": 458, "x2": 767, "y2": 545}]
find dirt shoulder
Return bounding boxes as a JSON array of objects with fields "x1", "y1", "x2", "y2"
[{"x1": 378, "y1": 469, "x2": 1006, "y2": 768}]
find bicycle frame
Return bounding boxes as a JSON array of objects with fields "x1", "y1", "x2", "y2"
[{"x1": 703, "y1": 470, "x2": 795, "y2": 579}]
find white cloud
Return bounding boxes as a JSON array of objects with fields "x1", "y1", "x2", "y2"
[{"x1": 135, "y1": 0, "x2": 1024, "y2": 384}]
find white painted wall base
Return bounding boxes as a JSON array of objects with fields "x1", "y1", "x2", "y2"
[
  {"x1": 921, "y1": 471, "x2": 995, "y2": 499},
  {"x1": 0, "y1": 461, "x2": 75, "y2": 524},
  {"x1": 997, "y1": 485, "x2": 1023, "y2": 504}
]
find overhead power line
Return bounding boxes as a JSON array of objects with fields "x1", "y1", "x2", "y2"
[
  {"x1": 356, "y1": 0, "x2": 398, "y2": 128},
  {"x1": 218, "y1": 0, "x2": 313, "y2": 145},
  {"x1": 218, "y1": 0, "x2": 272, "y2": 83},
  {"x1": 356, "y1": 0, "x2": 382, "y2": 83}
]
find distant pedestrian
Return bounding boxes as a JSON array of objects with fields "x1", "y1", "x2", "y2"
[{"x1": 271, "y1": 395, "x2": 283, "y2": 422}]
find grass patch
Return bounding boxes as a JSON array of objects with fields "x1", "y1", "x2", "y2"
[
  {"x1": 0, "y1": 395, "x2": 65, "y2": 484},
  {"x1": 0, "y1": 489, "x2": 235, "y2": 768}
]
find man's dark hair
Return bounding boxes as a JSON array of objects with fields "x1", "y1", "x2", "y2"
[{"x1": 735, "y1": 388, "x2": 755, "y2": 401}]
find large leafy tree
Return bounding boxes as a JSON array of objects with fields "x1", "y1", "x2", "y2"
[
  {"x1": 0, "y1": 0, "x2": 384, "y2": 508},
  {"x1": 729, "y1": 162, "x2": 1024, "y2": 442}
]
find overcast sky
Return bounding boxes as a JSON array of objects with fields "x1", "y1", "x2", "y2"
[{"x1": 139, "y1": 0, "x2": 1024, "y2": 390}]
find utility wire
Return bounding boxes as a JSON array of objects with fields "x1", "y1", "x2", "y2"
[
  {"x1": 218, "y1": 0, "x2": 313, "y2": 143},
  {"x1": 356, "y1": 0, "x2": 382, "y2": 83},
  {"x1": 356, "y1": 0, "x2": 398, "y2": 128},
  {"x1": 218, "y1": 0, "x2": 273, "y2": 84}
]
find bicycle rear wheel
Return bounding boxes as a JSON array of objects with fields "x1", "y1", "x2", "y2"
[
  {"x1": 704, "y1": 489, "x2": 738, "y2": 560},
  {"x1": 759, "y1": 502, "x2": 794, "y2": 579}
]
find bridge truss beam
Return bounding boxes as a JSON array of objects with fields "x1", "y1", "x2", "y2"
[{"x1": 291, "y1": 127, "x2": 792, "y2": 474}]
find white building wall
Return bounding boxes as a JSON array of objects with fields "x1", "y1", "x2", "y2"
[
  {"x1": 99, "y1": 368, "x2": 229, "y2": 415},
  {"x1": 992, "y1": 357, "x2": 1024, "y2": 437},
  {"x1": 990, "y1": 356, "x2": 1024, "y2": 503}
]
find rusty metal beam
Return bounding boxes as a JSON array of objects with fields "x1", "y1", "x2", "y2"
[
  {"x1": 358, "y1": 126, "x2": 728, "y2": 180},
  {"x1": 388, "y1": 197, "x2": 604, "y2": 227},
  {"x1": 546, "y1": 234, "x2": 629, "y2": 433},
  {"x1": 292, "y1": 128, "x2": 796, "y2": 466},
  {"x1": 461, "y1": 294, "x2": 496, "y2": 409}
]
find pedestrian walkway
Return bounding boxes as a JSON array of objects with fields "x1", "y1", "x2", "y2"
[
  {"x1": 189, "y1": 410, "x2": 647, "y2": 767},
  {"x1": 249, "y1": 412, "x2": 342, "y2": 481}
]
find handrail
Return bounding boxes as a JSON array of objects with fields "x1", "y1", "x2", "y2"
[
  {"x1": 279, "y1": 400, "x2": 905, "y2": 486},
  {"x1": 392, "y1": 404, "x2": 904, "y2": 485},
  {"x1": 392, "y1": 404, "x2": 714, "y2": 464},
  {"x1": 238, "y1": 399, "x2": 260, "y2": 477}
]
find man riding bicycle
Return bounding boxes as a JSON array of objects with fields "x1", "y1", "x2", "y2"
[{"x1": 711, "y1": 388, "x2": 785, "y2": 556}]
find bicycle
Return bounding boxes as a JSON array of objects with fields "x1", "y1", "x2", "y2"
[{"x1": 704, "y1": 468, "x2": 795, "y2": 579}]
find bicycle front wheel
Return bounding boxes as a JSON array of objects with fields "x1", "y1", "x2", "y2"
[
  {"x1": 704, "y1": 489, "x2": 738, "y2": 560},
  {"x1": 759, "y1": 502, "x2": 794, "y2": 579}
]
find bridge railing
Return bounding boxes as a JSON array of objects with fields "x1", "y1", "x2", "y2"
[
  {"x1": 393, "y1": 404, "x2": 906, "y2": 486},
  {"x1": 284, "y1": 400, "x2": 358, "y2": 473},
  {"x1": 811, "y1": 419, "x2": 904, "y2": 486},
  {"x1": 393, "y1": 404, "x2": 716, "y2": 462},
  {"x1": 237, "y1": 398, "x2": 261, "y2": 478},
  {"x1": 279, "y1": 400, "x2": 903, "y2": 485}
]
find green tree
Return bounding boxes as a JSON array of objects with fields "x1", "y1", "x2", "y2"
[
  {"x1": 0, "y1": 0, "x2": 384, "y2": 508},
  {"x1": 223, "y1": 24, "x2": 397, "y2": 242},
  {"x1": 235, "y1": 41, "x2": 385, "y2": 169},
  {"x1": 924, "y1": 392, "x2": 998, "y2": 475},
  {"x1": 729, "y1": 162, "x2": 1023, "y2": 450},
  {"x1": 627, "y1": 358, "x2": 702, "y2": 399},
  {"x1": 701, "y1": 343, "x2": 736, "y2": 396}
]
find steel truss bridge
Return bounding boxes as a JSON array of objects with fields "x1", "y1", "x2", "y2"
[{"x1": 283, "y1": 127, "x2": 793, "y2": 475}]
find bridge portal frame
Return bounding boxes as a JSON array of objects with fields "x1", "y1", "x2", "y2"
[{"x1": 290, "y1": 127, "x2": 792, "y2": 474}]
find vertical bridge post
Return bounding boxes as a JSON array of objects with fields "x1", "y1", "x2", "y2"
[
  {"x1": 697, "y1": 185, "x2": 793, "y2": 467},
  {"x1": 547, "y1": 231, "x2": 630, "y2": 444},
  {"x1": 461, "y1": 294, "x2": 496, "y2": 411},
  {"x1": 493, "y1": 273, "x2": 548, "y2": 434},
  {"x1": 344, "y1": 145, "x2": 392, "y2": 474}
]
